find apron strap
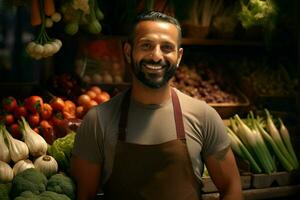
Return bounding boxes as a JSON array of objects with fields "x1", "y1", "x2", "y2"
[
  {"x1": 171, "y1": 88, "x2": 185, "y2": 140},
  {"x1": 118, "y1": 88, "x2": 185, "y2": 141}
]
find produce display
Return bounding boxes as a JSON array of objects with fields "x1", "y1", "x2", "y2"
[
  {"x1": 227, "y1": 109, "x2": 299, "y2": 174},
  {"x1": 171, "y1": 64, "x2": 244, "y2": 104}
]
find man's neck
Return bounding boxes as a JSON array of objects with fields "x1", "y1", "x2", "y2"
[{"x1": 131, "y1": 79, "x2": 172, "y2": 105}]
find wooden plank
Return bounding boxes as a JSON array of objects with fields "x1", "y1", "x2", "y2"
[{"x1": 202, "y1": 184, "x2": 300, "y2": 200}]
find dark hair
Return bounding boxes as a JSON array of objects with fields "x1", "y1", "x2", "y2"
[{"x1": 128, "y1": 11, "x2": 182, "y2": 46}]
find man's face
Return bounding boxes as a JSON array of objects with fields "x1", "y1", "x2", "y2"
[{"x1": 125, "y1": 21, "x2": 183, "y2": 89}]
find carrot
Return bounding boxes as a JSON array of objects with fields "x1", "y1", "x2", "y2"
[
  {"x1": 31, "y1": 0, "x2": 42, "y2": 26},
  {"x1": 44, "y1": 0, "x2": 56, "y2": 16}
]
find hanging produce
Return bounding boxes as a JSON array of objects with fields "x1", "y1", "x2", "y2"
[
  {"x1": 26, "y1": 0, "x2": 62, "y2": 60},
  {"x1": 61, "y1": 0, "x2": 104, "y2": 35}
]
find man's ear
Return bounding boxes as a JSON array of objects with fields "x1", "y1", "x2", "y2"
[
  {"x1": 123, "y1": 42, "x2": 132, "y2": 63},
  {"x1": 177, "y1": 47, "x2": 183, "y2": 67}
]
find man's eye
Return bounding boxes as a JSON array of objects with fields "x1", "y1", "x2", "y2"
[
  {"x1": 140, "y1": 43, "x2": 152, "y2": 50},
  {"x1": 162, "y1": 45, "x2": 174, "y2": 52}
]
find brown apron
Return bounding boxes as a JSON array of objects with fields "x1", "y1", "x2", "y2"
[{"x1": 103, "y1": 89, "x2": 201, "y2": 200}]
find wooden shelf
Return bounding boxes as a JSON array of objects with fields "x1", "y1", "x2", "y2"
[
  {"x1": 202, "y1": 184, "x2": 300, "y2": 200},
  {"x1": 181, "y1": 38, "x2": 262, "y2": 46}
]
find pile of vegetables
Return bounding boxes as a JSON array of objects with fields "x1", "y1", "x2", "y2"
[
  {"x1": 26, "y1": 0, "x2": 62, "y2": 60},
  {"x1": 0, "y1": 119, "x2": 59, "y2": 184},
  {"x1": 6, "y1": 168, "x2": 76, "y2": 200},
  {"x1": 227, "y1": 109, "x2": 299, "y2": 173}
]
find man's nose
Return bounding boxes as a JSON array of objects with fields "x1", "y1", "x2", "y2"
[{"x1": 151, "y1": 46, "x2": 163, "y2": 62}]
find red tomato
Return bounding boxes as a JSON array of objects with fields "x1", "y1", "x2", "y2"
[
  {"x1": 4, "y1": 114, "x2": 14, "y2": 125},
  {"x1": 86, "y1": 90, "x2": 97, "y2": 100},
  {"x1": 63, "y1": 100, "x2": 76, "y2": 119},
  {"x1": 10, "y1": 123, "x2": 22, "y2": 140},
  {"x1": 51, "y1": 112, "x2": 65, "y2": 127},
  {"x1": 2, "y1": 96, "x2": 17, "y2": 113},
  {"x1": 50, "y1": 97, "x2": 65, "y2": 111},
  {"x1": 14, "y1": 106, "x2": 28, "y2": 119},
  {"x1": 40, "y1": 120, "x2": 55, "y2": 144},
  {"x1": 28, "y1": 113, "x2": 40, "y2": 127},
  {"x1": 95, "y1": 92, "x2": 110, "y2": 104},
  {"x1": 78, "y1": 94, "x2": 91, "y2": 107},
  {"x1": 41, "y1": 103, "x2": 53, "y2": 120},
  {"x1": 25, "y1": 96, "x2": 44, "y2": 113}
]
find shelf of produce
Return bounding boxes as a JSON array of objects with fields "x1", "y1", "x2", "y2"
[{"x1": 202, "y1": 184, "x2": 300, "y2": 200}]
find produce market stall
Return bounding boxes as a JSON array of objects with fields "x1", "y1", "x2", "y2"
[{"x1": 0, "y1": 0, "x2": 299, "y2": 199}]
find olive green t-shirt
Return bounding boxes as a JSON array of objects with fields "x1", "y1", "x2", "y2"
[{"x1": 72, "y1": 88, "x2": 230, "y2": 186}]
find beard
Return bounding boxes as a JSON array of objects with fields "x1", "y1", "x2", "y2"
[{"x1": 130, "y1": 55, "x2": 177, "y2": 89}]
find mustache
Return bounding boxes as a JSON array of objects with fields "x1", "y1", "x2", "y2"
[{"x1": 140, "y1": 59, "x2": 168, "y2": 66}]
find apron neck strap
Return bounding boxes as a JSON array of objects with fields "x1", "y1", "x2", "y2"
[{"x1": 118, "y1": 88, "x2": 185, "y2": 141}]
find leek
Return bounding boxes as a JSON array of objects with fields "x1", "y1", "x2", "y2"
[
  {"x1": 278, "y1": 118, "x2": 299, "y2": 168},
  {"x1": 255, "y1": 120, "x2": 294, "y2": 172},
  {"x1": 234, "y1": 114, "x2": 273, "y2": 173},
  {"x1": 227, "y1": 127, "x2": 262, "y2": 173},
  {"x1": 265, "y1": 109, "x2": 297, "y2": 169}
]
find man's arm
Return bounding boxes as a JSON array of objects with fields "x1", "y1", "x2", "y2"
[
  {"x1": 71, "y1": 155, "x2": 102, "y2": 200},
  {"x1": 204, "y1": 146, "x2": 243, "y2": 200}
]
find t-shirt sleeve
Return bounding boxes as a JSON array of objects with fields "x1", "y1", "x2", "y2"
[
  {"x1": 201, "y1": 105, "x2": 230, "y2": 158},
  {"x1": 72, "y1": 107, "x2": 104, "y2": 164}
]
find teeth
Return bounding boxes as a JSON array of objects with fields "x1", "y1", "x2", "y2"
[{"x1": 145, "y1": 65, "x2": 162, "y2": 70}]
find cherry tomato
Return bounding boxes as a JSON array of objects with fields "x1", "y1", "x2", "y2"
[
  {"x1": 14, "y1": 105, "x2": 28, "y2": 119},
  {"x1": 4, "y1": 114, "x2": 14, "y2": 125},
  {"x1": 25, "y1": 96, "x2": 44, "y2": 113},
  {"x1": 2, "y1": 96, "x2": 17, "y2": 113},
  {"x1": 41, "y1": 103, "x2": 53, "y2": 120},
  {"x1": 28, "y1": 113, "x2": 40, "y2": 127},
  {"x1": 10, "y1": 123, "x2": 22, "y2": 140},
  {"x1": 50, "y1": 97, "x2": 65, "y2": 112}
]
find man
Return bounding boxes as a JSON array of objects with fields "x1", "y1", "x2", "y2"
[{"x1": 71, "y1": 11, "x2": 243, "y2": 200}]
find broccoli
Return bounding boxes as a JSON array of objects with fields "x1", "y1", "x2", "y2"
[
  {"x1": 47, "y1": 173, "x2": 76, "y2": 200},
  {"x1": 11, "y1": 168, "x2": 48, "y2": 198},
  {"x1": 39, "y1": 191, "x2": 71, "y2": 200},
  {"x1": 14, "y1": 191, "x2": 71, "y2": 200},
  {"x1": 14, "y1": 191, "x2": 40, "y2": 200},
  {"x1": 0, "y1": 183, "x2": 12, "y2": 200}
]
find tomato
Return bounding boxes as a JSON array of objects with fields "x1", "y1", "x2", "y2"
[
  {"x1": 76, "y1": 106, "x2": 86, "y2": 119},
  {"x1": 86, "y1": 90, "x2": 97, "y2": 100},
  {"x1": 95, "y1": 91, "x2": 110, "y2": 104},
  {"x1": 25, "y1": 96, "x2": 44, "y2": 113},
  {"x1": 51, "y1": 112, "x2": 67, "y2": 138},
  {"x1": 28, "y1": 113, "x2": 40, "y2": 127},
  {"x1": 4, "y1": 114, "x2": 14, "y2": 125},
  {"x1": 78, "y1": 94, "x2": 91, "y2": 107},
  {"x1": 84, "y1": 100, "x2": 98, "y2": 110},
  {"x1": 63, "y1": 100, "x2": 76, "y2": 119},
  {"x1": 51, "y1": 112, "x2": 65, "y2": 127},
  {"x1": 50, "y1": 97, "x2": 65, "y2": 111},
  {"x1": 40, "y1": 120, "x2": 55, "y2": 144},
  {"x1": 10, "y1": 123, "x2": 22, "y2": 140},
  {"x1": 41, "y1": 103, "x2": 53, "y2": 120},
  {"x1": 14, "y1": 105, "x2": 28, "y2": 119},
  {"x1": 90, "y1": 86, "x2": 102, "y2": 94},
  {"x1": 2, "y1": 96, "x2": 17, "y2": 113}
]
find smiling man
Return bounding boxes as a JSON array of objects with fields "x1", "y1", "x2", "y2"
[{"x1": 71, "y1": 11, "x2": 243, "y2": 200}]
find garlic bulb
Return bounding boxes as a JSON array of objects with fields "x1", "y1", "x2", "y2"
[
  {"x1": 0, "y1": 126, "x2": 10, "y2": 163},
  {"x1": 0, "y1": 160, "x2": 14, "y2": 182},
  {"x1": 34, "y1": 155, "x2": 58, "y2": 178},
  {"x1": 2, "y1": 125, "x2": 29, "y2": 163},
  {"x1": 20, "y1": 117, "x2": 48, "y2": 157},
  {"x1": 13, "y1": 159, "x2": 35, "y2": 175}
]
